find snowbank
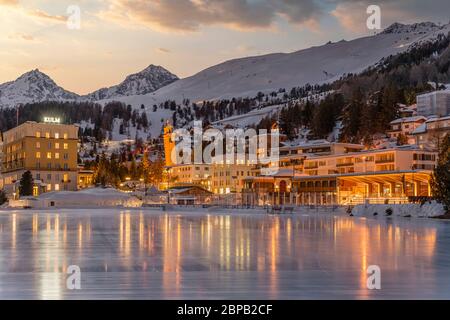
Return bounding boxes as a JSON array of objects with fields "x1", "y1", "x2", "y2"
[
  {"x1": 9, "y1": 188, "x2": 142, "y2": 209},
  {"x1": 352, "y1": 201, "x2": 445, "y2": 218}
]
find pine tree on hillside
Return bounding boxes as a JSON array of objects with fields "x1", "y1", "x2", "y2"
[
  {"x1": 431, "y1": 134, "x2": 450, "y2": 212},
  {"x1": 19, "y1": 171, "x2": 34, "y2": 197},
  {"x1": 340, "y1": 89, "x2": 364, "y2": 143}
]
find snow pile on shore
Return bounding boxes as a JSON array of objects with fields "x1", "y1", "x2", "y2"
[
  {"x1": 36, "y1": 188, "x2": 142, "y2": 208},
  {"x1": 352, "y1": 201, "x2": 445, "y2": 218}
]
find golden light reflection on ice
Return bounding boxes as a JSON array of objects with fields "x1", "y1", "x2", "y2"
[{"x1": 0, "y1": 211, "x2": 440, "y2": 299}]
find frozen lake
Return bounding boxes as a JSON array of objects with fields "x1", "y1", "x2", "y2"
[{"x1": 1, "y1": 208, "x2": 450, "y2": 299}]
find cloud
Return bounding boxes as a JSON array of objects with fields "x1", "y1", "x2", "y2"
[
  {"x1": 8, "y1": 33, "x2": 35, "y2": 41},
  {"x1": 0, "y1": 0, "x2": 18, "y2": 6},
  {"x1": 156, "y1": 47, "x2": 171, "y2": 53},
  {"x1": 99, "y1": 0, "x2": 324, "y2": 33},
  {"x1": 28, "y1": 9, "x2": 67, "y2": 23},
  {"x1": 330, "y1": 0, "x2": 450, "y2": 33}
]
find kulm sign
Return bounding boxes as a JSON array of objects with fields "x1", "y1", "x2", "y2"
[{"x1": 43, "y1": 117, "x2": 61, "y2": 124}]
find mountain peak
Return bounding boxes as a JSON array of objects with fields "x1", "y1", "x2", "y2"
[
  {"x1": 382, "y1": 21, "x2": 440, "y2": 34},
  {"x1": 85, "y1": 64, "x2": 179, "y2": 100},
  {"x1": 0, "y1": 69, "x2": 79, "y2": 108}
]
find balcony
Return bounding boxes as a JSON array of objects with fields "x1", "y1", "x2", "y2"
[
  {"x1": 336, "y1": 162, "x2": 354, "y2": 167},
  {"x1": 375, "y1": 159, "x2": 395, "y2": 164}
]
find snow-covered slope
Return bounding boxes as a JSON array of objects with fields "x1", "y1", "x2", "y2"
[
  {"x1": 106, "y1": 22, "x2": 450, "y2": 107},
  {"x1": 0, "y1": 69, "x2": 79, "y2": 108},
  {"x1": 85, "y1": 65, "x2": 178, "y2": 100}
]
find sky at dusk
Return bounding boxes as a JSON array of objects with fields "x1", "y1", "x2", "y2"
[{"x1": 1, "y1": 0, "x2": 450, "y2": 94}]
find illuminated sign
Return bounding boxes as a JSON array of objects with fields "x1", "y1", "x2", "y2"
[{"x1": 43, "y1": 117, "x2": 61, "y2": 124}]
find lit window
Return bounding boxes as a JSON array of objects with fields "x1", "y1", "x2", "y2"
[
  {"x1": 63, "y1": 143, "x2": 68, "y2": 150},
  {"x1": 47, "y1": 152, "x2": 52, "y2": 159},
  {"x1": 63, "y1": 174, "x2": 69, "y2": 182},
  {"x1": 55, "y1": 153, "x2": 60, "y2": 159},
  {"x1": 46, "y1": 184, "x2": 52, "y2": 191},
  {"x1": 36, "y1": 142, "x2": 40, "y2": 148},
  {"x1": 55, "y1": 143, "x2": 60, "y2": 149},
  {"x1": 55, "y1": 184, "x2": 60, "y2": 191},
  {"x1": 55, "y1": 133, "x2": 59, "y2": 139},
  {"x1": 36, "y1": 132, "x2": 41, "y2": 138},
  {"x1": 45, "y1": 132, "x2": 50, "y2": 139},
  {"x1": 63, "y1": 133, "x2": 68, "y2": 139},
  {"x1": 36, "y1": 152, "x2": 41, "y2": 159}
]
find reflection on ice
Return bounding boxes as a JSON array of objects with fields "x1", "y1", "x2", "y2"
[{"x1": 0, "y1": 209, "x2": 447, "y2": 299}]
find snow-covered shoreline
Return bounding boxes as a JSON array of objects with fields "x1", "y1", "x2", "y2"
[{"x1": 351, "y1": 201, "x2": 446, "y2": 218}]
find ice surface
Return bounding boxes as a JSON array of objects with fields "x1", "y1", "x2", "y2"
[{"x1": 0, "y1": 208, "x2": 449, "y2": 299}]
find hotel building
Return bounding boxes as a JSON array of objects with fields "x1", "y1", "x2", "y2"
[
  {"x1": 244, "y1": 145, "x2": 437, "y2": 206},
  {"x1": 1, "y1": 121, "x2": 79, "y2": 196}
]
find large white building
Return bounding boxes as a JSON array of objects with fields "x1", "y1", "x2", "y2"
[{"x1": 416, "y1": 90, "x2": 450, "y2": 117}]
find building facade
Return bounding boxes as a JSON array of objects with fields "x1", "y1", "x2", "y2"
[
  {"x1": 244, "y1": 146, "x2": 437, "y2": 206},
  {"x1": 1, "y1": 121, "x2": 79, "y2": 196},
  {"x1": 413, "y1": 116, "x2": 450, "y2": 149},
  {"x1": 417, "y1": 90, "x2": 450, "y2": 117}
]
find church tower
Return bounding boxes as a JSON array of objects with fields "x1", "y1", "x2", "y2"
[{"x1": 163, "y1": 121, "x2": 175, "y2": 167}]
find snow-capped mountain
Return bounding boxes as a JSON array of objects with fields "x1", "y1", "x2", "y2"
[
  {"x1": 0, "y1": 69, "x2": 79, "y2": 108},
  {"x1": 108, "y1": 22, "x2": 450, "y2": 107},
  {"x1": 85, "y1": 65, "x2": 178, "y2": 100},
  {"x1": 2, "y1": 22, "x2": 449, "y2": 112}
]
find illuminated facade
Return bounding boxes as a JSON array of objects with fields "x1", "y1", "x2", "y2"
[
  {"x1": 1, "y1": 121, "x2": 79, "y2": 196},
  {"x1": 244, "y1": 146, "x2": 438, "y2": 206},
  {"x1": 163, "y1": 122, "x2": 175, "y2": 167}
]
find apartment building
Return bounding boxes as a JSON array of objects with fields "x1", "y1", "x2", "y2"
[
  {"x1": 416, "y1": 90, "x2": 450, "y2": 117},
  {"x1": 168, "y1": 163, "x2": 212, "y2": 191},
  {"x1": 387, "y1": 116, "x2": 427, "y2": 144},
  {"x1": 413, "y1": 116, "x2": 450, "y2": 149},
  {"x1": 1, "y1": 121, "x2": 79, "y2": 196}
]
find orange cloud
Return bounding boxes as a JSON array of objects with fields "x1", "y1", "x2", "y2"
[
  {"x1": 98, "y1": 0, "x2": 323, "y2": 33},
  {"x1": 28, "y1": 9, "x2": 67, "y2": 23},
  {"x1": 0, "y1": 0, "x2": 18, "y2": 6}
]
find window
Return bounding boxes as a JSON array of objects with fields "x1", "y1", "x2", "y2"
[
  {"x1": 47, "y1": 152, "x2": 52, "y2": 159},
  {"x1": 63, "y1": 174, "x2": 69, "y2": 182},
  {"x1": 63, "y1": 133, "x2": 68, "y2": 139},
  {"x1": 36, "y1": 173, "x2": 41, "y2": 180},
  {"x1": 45, "y1": 132, "x2": 50, "y2": 139},
  {"x1": 54, "y1": 133, "x2": 59, "y2": 139},
  {"x1": 47, "y1": 174, "x2": 52, "y2": 180},
  {"x1": 48, "y1": 142, "x2": 52, "y2": 149},
  {"x1": 63, "y1": 143, "x2": 68, "y2": 150},
  {"x1": 64, "y1": 163, "x2": 68, "y2": 170},
  {"x1": 36, "y1": 152, "x2": 41, "y2": 159},
  {"x1": 36, "y1": 142, "x2": 40, "y2": 148},
  {"x1": 54, "y1": 184, "x2": 60, "y2": 191},
  {"x1": 55, "y1": 153, "x2": 60, "y2": 159},
  {"x1": 47, "y1": 163, "x2": 52, "y2": 169},
  {"x1": 36, "y1": 132, "x2": 41, "y2": 138},
  {"x1": 64, "y1": 153, "x2": 68, "y2": 160},
  {"x1": 36, "y1": 162, "x2": 40, "y2": 169},
  {"x1": 46, "y1": 184, "x2": 52, "y2": 191},
  {"x1": 55, "y1": 143, "x2": 60, "y2": 149}
]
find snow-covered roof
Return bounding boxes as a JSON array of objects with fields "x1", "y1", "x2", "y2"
[
  {"x1": 390, "y1": 116, "x2": 427, "y2": 124},
  {"x1": 412, "y1": 123, "x2": 427, "y2": 134}
]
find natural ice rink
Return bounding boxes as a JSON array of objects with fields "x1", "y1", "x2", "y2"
[{"x1": 1, "y1": 208, "x2": 450, "y2": 299}]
